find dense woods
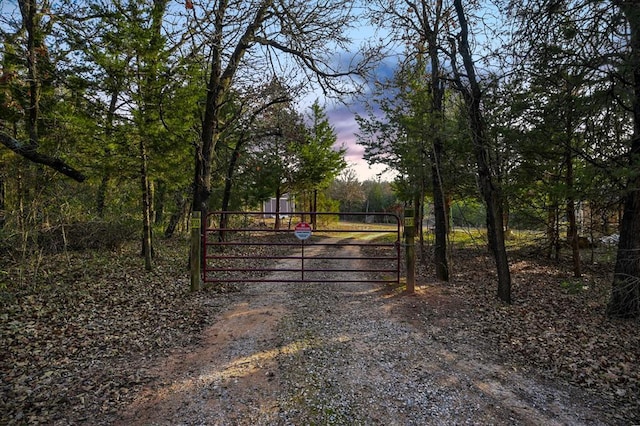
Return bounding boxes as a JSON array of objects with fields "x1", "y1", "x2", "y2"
[
  {"x1": 1, "y1": 1, "x2": 639, "y2": 423},
  {"x1": 357, "y1": 0, "x2": 640, "y2": 317},
  {"x1": 0, "y1": 0, "x2": 370, "y2": 268},
  {"x1": 1, "y1": 0, "x2": 639, "y2": 317}
]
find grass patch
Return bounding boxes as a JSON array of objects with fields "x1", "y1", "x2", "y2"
[{"x1": 447, "y1": 227, "x2": 487, "y2": 248}]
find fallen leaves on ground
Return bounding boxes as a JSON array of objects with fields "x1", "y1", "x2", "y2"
[
  {"x1": 0, "y1": 237, "x2": 638, "y2": 424},
  {"x1": 0, "y1": 239, "x2": 221, "y2": 425},
  {"x1": 408, "y1": 244, "x2": 639, "y2": 423}
]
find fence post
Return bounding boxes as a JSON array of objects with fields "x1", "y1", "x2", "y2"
[
  {"x1": 190, "y1": 211, "x2": 202, "y2": 292},
  {"x1": 404, "y1": 207, "x2": 416, "y2": 293}
]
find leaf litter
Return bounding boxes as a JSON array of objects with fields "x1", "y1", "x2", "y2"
[{"x1": 0, "y1": 238, "x2": 638, "y2": 424}]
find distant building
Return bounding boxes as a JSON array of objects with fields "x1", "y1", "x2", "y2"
[{"x1": 262, "y1": 193, "x2": 295, "y2": 218}]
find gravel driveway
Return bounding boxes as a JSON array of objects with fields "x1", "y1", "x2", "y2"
[{"x1": 116, "y1": 237, "x2": 613, "y2": 425}]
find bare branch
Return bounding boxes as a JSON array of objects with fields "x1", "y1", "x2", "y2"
[
  {"x1": 0, "y1": 133, "x2": 86, "y2": 182},
  {"x1": 253, "y1": 36, "x2": 357, "y2": 79}
]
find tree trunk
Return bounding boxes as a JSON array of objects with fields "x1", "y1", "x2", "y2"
[
  {"x1": 417, "y1": 179, "x2": 425, "y2": 260},
  {"x1": 610, "y1": 182, "x2": 640, "y2": 318},
  {"x1": 431, "y1": 135, "x2": 449, "y2": 281},
  {"x1": 140, "y1": 138, "x2": 153, "y2": 271},
  {"x1": 413, "y1": 186, "x2": 426, "y2": 261},
  {"x1": 191, "y1": 3, "x2": 271, "y2": 278},
  {"x1": 219, "y1": 141, "x2": 244, "y2": 241},
  {"x1": 0, "y1": 172, "x2": 5, "y2": 229},
  {"x1": 565, "y1": 139, "x2": 581, "y2": 278},
  {"x1": 608, "y1": 1, "x2": 640, "y2": 318},
  {"x1": 453, "y1": 0, "x2": 511, "y2": 303},
  {"x1": 431, "y1": 160, "x2": 448, "y2": 280},
  {"x1": 164, "y1": 187, "x2": 191, "y2": 238},
  {"x1": 312, "y1": 189, "x2": 318, "y2": 230},
  {"x1": 274, "y1": 187, "x2": 282, "y2": 230},
  {"x1": 97, "y1": 86, "x2": 120, "y2": 217},
  {"x1": 154, "y1": 180, "x2": 166, "y2": 224},
  {"x1": 546, "y1": 201, "x2": 559, "y2": 259},
  {"x1": 96, "y1": 174, "x2": 109, "y2": 218},
  {"x1": 428, "y1": 36, "x2": 449, "y2": 281}
]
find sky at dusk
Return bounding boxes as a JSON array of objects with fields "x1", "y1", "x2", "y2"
[
  {"x1": 327, "y1": 103, "x2": 393, "y2": 182},
  {"x1": 324, "y1": 72, "x2": 399, "y2": 182},
  {"x1": 320, "y1": 16, "x2": 399, "y2": 183}
]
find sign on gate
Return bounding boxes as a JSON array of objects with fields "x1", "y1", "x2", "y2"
[
  {"x1": 294, "y1": 222, "x2": 312, "y2": 240},
  {"x1": 202, "y1": 211, "x2": 401, "y2": 285}
]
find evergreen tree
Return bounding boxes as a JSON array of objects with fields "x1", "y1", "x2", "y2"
[{"x1": 295, "y1": 100, "x2": 346, "y2": 229}]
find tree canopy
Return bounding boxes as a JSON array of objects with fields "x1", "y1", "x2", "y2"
[{"x1": 1, "y1": 0, "x2": 640, "y2": 316}]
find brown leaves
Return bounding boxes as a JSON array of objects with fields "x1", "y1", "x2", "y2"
[
  {"x1": 434, "y1": 248, "x2": 640, "y2": 423},
  {"x1": 1, "y1": 237, "x2": 638, "y2": 424},
  {"x1": 0, "y1": 240, "x2": 219, "y2": 425}
]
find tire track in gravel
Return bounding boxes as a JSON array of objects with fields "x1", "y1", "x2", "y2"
[
  {"x1": 117, "y1": 236, "x2": 612, "y2": 425},
  {"x1": 115, "y1": 265, "x2": 298, "y2": 425}
]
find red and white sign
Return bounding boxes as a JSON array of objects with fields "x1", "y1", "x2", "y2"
[{"x1": 294, "y1": 222, "x2": 312, "y2": 240}]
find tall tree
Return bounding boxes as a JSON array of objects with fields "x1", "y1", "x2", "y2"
[
  {"x1": 136, "y1": 0, "x2": 172, "y2": 270},
  {"x1": 77, "y1": 0, "x2": 174, "y2": 270},
  {"x1": 356, "y1": 65, "x2": 431, "y2": 227},
  {"x1": 217, "y1": 81, "x2": 292, "y2": 238},
  {"x1": 364, "y1": 0, "x2": 460, "y2": 279},
  {"x1": 65, "y1": 0, "x2": 199, "y2": 267},
  {"x1": 450, "y1": 0, "x2": 511, "y2": 303},
  {"x1": 251, "y1": 99, "x2": 306, "y2": 229},
  {"x1": 411, "y1": 0, "x2": 452, "y2": 280},
  {"x1": 0, "y1": 0, "x2": 85, "y2": 182},
  {"x1": 609, "y1": 0, "x2": 640, "y2": 318},
  {"x1": 507, "y1": 0, "x2": 638, "y2": 316},
  {"x1": 296, "y1": 100, "x2": 346, "y2": 229},
  {"x1": 504, "y1": 1, "x2": 610, "y2": 275},
  {"x1": 329, "y1": 168, "x2": 366, "y2": 213},
  {"x1": 186, "y1": 0, "x2": 375, "y2": 275}
]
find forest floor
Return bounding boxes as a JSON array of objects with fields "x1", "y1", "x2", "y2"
[{"x1": 0, "y1": 233, "x2": 638, "y2": 424}]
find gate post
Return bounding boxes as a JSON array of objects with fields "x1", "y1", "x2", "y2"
[
  {"x1": 404, "y1": 207, "x2": 416, "y2": 293},
  {"x1": 190, "y1": 211, "x2": 202, "y2": 292}
]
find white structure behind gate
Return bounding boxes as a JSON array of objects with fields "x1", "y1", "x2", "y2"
[{"x1": 262, "y1": 193, "x2": 295, "y2": 217}]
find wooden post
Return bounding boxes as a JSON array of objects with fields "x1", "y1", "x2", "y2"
[
  {"x1": 190, "y1": 211, "x2": 202, "y2": 292},
  {"x1": 404, "y1": 207, "x2": 416, "y2": 293}
]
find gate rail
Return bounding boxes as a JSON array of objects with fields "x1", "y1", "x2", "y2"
[{"x1": 203, "y1": 211, "x2": 401, "y2": 285}]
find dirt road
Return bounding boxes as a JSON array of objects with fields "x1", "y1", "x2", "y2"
[{"x1": 116, "y1": 238, "x2": 614, "y2": 425}]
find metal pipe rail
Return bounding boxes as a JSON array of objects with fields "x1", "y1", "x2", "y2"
[{"x1": 203, "y1": 211, "x2": 401, "y2": 285}]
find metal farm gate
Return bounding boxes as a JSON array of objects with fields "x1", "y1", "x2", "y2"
[{"x1": 203, "y1": 211, "x2": 401, "y2": 285}]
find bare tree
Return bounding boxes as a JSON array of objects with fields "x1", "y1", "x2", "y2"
[
  {"x1": 184, "y1": 0, "x2": 377, "y2": 286},
  {"x1": 450, "y1": 0, "x2": 511, "y2": 303}
]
